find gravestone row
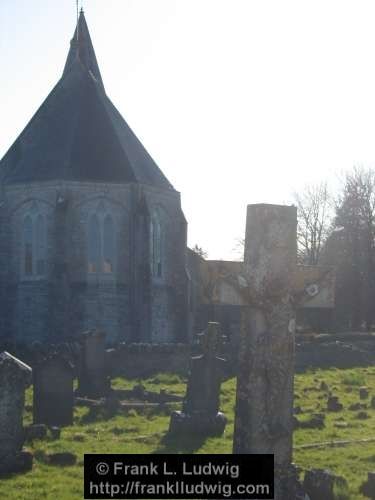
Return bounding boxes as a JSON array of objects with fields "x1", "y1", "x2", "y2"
[
  {"x1": 33, "y1": 330, "x2": 111, "y2": 427},
  {"x1": 0, "y1": 330, "x2": 111, "y2": 474}
]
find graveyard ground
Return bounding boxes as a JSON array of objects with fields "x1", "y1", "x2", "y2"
[{"x1": 0, "y1": 367, "x2": 374, "y2": 500}]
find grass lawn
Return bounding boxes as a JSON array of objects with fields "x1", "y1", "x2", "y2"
[{"x1": 0, "y1": 367, "x2": 374, "y2": 499}]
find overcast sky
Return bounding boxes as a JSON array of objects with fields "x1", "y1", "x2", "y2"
[{"x1": 2, "y1": 1, "x2": 375, "y2": 259}]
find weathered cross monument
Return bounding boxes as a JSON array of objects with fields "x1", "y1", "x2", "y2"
[
  {"x1": 233, "y1": 204, "x2": 298, "y2": 499},
  {"x1": 201, "y1": 204, "x2": 335, "y2": 499}
]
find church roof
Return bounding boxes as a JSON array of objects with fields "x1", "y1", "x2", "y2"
[{"x1": 0, "y1": 10, "x2": 174, "y2": 189}]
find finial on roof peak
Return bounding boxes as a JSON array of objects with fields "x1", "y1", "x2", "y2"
[{"x1": 62, "y1": 6, "x2": 105, "y2": 91}]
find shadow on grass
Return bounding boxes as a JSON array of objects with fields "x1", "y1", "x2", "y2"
[
  {"x1": 79, "y1": 406, "x2": 118, "y2": 424},
  {"x1": 151, "y1": 432, "x2": 207, "y2": 454}
]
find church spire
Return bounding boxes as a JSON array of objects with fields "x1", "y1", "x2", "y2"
[{"x1": 62, "y1": 9, "x2": 105, "y2": 91}]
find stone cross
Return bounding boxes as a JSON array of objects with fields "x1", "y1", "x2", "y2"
[
  {"x1": 33, "y1": 354, "x2": 74, "y2": 427},
  {"x1": 169, "y1": 322, "x2": 227, "y2": 436},
  {"x1": 232, "y1": 204, "x2": 298, "y2": 499},
  {"x1": 0, "y1": 352, "x2": 32, "y2": 474},
  {"x1": 77, "y1": 330, "x2": 110, "y2": 398},
  {"x1": 200, "y1": 204, "x2": 334, "y2": 499}
]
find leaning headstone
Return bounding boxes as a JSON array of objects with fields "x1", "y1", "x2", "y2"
[
  {"x1": 169, "y1": 322, "x2": 227, "y2": 436},
  {"x1": 233, "y1": 204, "x2": 298, "y2": 499},
  {"x1": 77, "y1": 330, "x2": 110, "y2": 398},
  {"x1": 0, "y1": 352, "x2": 33, "y2": 474},
  {"x1": 33, "y1": 354, "x2": 74, "y2": 427}
]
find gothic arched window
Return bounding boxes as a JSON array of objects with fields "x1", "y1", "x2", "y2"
[
  {"x1": 36, "y1": 215, "x2": 46, "y2": 275},
  {"x1": 103, "y1": 215, "x2": 115, "y2": 273},
  {"x1": 23, "y1": 216, "x2": 33, "y2": 275},
  {"x1": 88, "y1": 214, "x2": 101, "y2": 273},
  {"x1": 150, "y1": 213, "x2": 162, "y2": 278},
  {"x1": 87, "y1": 207, "x2": 116, "y2": 275},
  {"x1": 22, "y1": 212, "x2": 47, "y2": 277}
]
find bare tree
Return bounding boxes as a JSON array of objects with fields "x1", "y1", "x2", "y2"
[
  {"x1": 293, "y1": 182, "x2": 332, "y2": 265},
  {"x1": 192, "y1": 244, "x2": 208, "y2": 259},
  {"x1": 232, "y1": 237, "x2": 245, "y2": 262}
]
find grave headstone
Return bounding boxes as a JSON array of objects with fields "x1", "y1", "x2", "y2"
[
  {"x1": 360, "y1": 471, "x2": 375, "y2": 499},
  {"x1": 33, "y1": 354, "x2": 74, "y2": 427},
  {"x1": 327, "y1": 395, "x2": 343, "y2": 412},
  {"x1": 304, "y1": 469, "x2": 348, "y2": 500},
  {"x1": 360, "y1": 386, "x2": 369, "y2": 400},
  {"x1": 169, "y1": 322, "x2": 227, "y2": 436},
  {"x1": 0, "y1": 351, "x2": 33, "y2": 474},
  {"x1": 77, "y1": 330, "x2": 110, "y2": 398},
  {"x1": 26, "y1": 424, "x2": 47, "y2": 441}
]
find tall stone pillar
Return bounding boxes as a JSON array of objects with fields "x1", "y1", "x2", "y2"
[{"x1": 233, "y1": 204, "x2": 297, "y2": 499}]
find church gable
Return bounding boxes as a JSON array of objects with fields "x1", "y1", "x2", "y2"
[{"x1": 0, "y1": 10, "x2": 174, "y2": 190}]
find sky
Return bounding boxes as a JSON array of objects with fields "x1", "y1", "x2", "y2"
[{"x1": 2, "y1": 1, "x2": 375, "y2": 259}]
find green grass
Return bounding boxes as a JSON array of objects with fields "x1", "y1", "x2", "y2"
[
  {"x1": 341, "y1": 371, "x2": 366, "y2": 386},
  {"x1": 1, "y1": 367, "x2": 375, "y2": 499}
]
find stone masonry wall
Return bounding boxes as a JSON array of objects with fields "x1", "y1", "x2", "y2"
[{"x1": 0, "y1": 180, "x2": 188, "y2": 344}]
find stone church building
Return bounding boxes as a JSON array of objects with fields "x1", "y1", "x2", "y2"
[
  {"x1": 0, "y1": 11, "x2": 189, "y2": 344},
  {"x1": 0, "y1": 11, "x2": 334, "y2": 346}
]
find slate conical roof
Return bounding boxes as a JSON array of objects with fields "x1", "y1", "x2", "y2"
[{"x1": 0, "y1": 10, "x2": 174, "y2": 189}]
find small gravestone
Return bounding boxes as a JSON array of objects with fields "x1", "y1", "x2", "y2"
[
  {"x1": 303, "y1": 469, "x2": 348, "y2": 500},
  {"x1": 50, "y1": 427, "x2": 61, "y2": 440},
  {"x1": 26, "y1": 424, "x2": 47, "y2": 441},
  {"x1": 0, "y1": 352, "x2": 33, "y2": 474},
  {"x1": 349, "y1": 402, "x2": 365, "y2": 411},
  {"x1": 48, "y1": 452, "x2": 77, "y2": 467},
  {"x1": 356, "y1": 411, "x2": 369, "y2": 420},
  {"x1": 169, "y1": 322, "x2": 227, "y2": 436},
  {"x1": 320, "y1": 381, "x2": 329, "y2": 392},
  {"x1": 360, "y1": 386, "x2": 369, "y2": 400},
  {"x1": 327, "y1": 395, "x2": 343, "y2": 412},
  {"x1": 33, "y1": 354, "x2": 74, "y2": 427},
  {"x1": 360, "y1": 471, "x2": 375, "y2": 499},
  {"x1": 77, "y1": 330, "x2": 110, "y2": 398}
]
